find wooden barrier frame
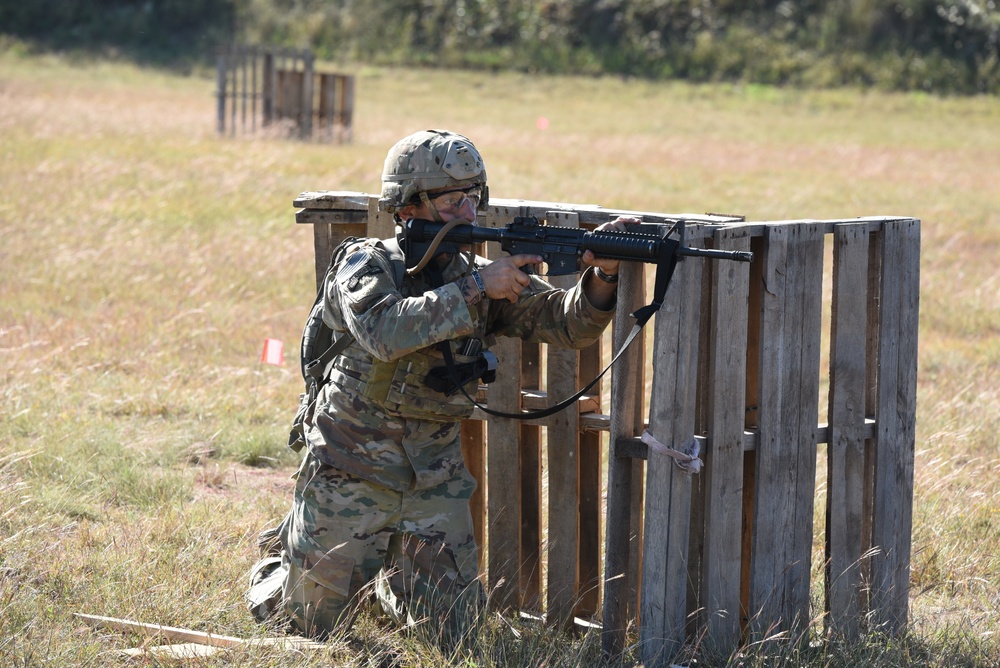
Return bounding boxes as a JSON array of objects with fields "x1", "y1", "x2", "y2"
[
  {"x1": 293, "y1": 192, "x2": 919, "y2": 665},
  {"x1": 216, "y1": 45, "x2": 354, "y2": 143}
]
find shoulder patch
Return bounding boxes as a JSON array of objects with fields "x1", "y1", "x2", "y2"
[{"x1": 337, "y1": 249, "x2": 385, "y2": 291}]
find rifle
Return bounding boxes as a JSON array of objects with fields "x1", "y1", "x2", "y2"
[
  {"x1": 405, "y1": 216, "x2": 750, "y2": 273},
  {"x1": 402, "y1": 216, "x2": 753, "y2": 420},
  {"x1": 403, "y1": 215, "x2": 751, "y2": 325}
]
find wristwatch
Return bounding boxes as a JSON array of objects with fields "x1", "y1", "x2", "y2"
[
  {"x1": 471, "y1": 267, "x2": 488, "y2": 299},
  {"x1": 594, "y1": 266, "x2": 619, "y2": 284}
]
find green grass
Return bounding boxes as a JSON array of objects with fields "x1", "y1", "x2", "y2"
[{"x1": 1, "y1": 46, "x2": 998, "y2": 666}]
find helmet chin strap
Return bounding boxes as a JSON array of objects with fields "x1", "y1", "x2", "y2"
[{"x1": 418, "y1": 192, "x2": 445, "y2": 223}]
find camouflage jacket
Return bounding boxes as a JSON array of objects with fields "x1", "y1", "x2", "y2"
[{"x1": 305, "y1": 239, "x2": 614, "y2": 492}]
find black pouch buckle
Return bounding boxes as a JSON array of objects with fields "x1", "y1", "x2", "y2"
[{"x1": 426, "y1": 351, "x2": 497, "y2": 396}]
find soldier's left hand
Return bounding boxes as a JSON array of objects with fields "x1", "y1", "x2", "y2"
[{"x1": 581, "y1": 216, "x2": 640, "y2": 275}]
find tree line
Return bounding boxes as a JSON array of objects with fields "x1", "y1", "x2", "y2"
[{"x1": 3, "y1": 0, "x2": 998, "y2": 93}]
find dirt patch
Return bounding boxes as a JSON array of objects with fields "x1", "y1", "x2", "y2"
[{"x1": 190, "y1": 463, "x2": 295, "y2": 502}]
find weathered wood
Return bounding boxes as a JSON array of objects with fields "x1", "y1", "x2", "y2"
[
  {"x1": 740, "y1": 234, "x2": 765, "y2": 636},
  {"x1": 486, "y1": 221, "x2": 523, "y2": 609},
  {"x1": 861, "y1": 229, "x2": 884, "y2": 614},
  {"x1": 215, "y1": 46, "x2": 353, "y2": 141},
  {"x1": 291, "y1": 192, "x2": 921, "y2": 650},
  {"x1": 300, "y1": 50, "x2": 314, "y2": 139},
  {"x1": 216, "y1": 50, "x2": 227, "y2": 136},
  {"x1": 825, "y1": 223, "x2": 870, "y2": 639},
  {"x1": 309, "y1": 221, "x2": 367, "y2": 291},
  {"x1": 367, "y1": 196, "x2": 395, "y2": 240},
  {"x1": 687, "y1": 259, "x2": 713, "y2": 625},
  {"x1": 749, "y1": 223, "x2": 825, "y2": 638},
  {"x1": 74, "y1": 613, "x2": 323, "y2": 651},
  {"x1": 640, "y1": 228, "x2": 704, "y2": 667},
  {"x1": 870, "y1": 219, "x2": 919, "y2": 633},
  {"x1": 341, "y1": 75, "x2": 356, "y2": 143},
  {"x1": 545, "y1": 210, "x2": 582, "y2": 628},
  {"x1": 701, "y1": 229, "x2": 752, "y2": 652},
  {"x1": 578, "y1": 292, "x2": 604, "y2": 619},
  {"x1": 602, "y1": 259, "x2": 647, "y2": 657},
  {"x1": 520, "y1": 339, "x2": 544, "y2": 610}
]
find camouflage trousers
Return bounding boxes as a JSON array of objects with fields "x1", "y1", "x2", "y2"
[{"x1": 249, "y1": 450, "x2": 484, "y2": 646}]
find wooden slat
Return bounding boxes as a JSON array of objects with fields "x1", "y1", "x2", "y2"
[
  {"x1": 749, "y1": 223, "x2": 825, "y2": 637},
  {"x1": 639, "y1": 230, "x2": 704, "y2": 667},
  {"x1": 602, "y1": 260, "x2": 647, "y2": 657},
  {"x1": 486, "y1": 217, "x2": 524, "y2": 610},
  {"x1": 577, "y1": 303, "x2": 604, "y2": 619},
  {"x1": 688, "y1": 257, "x2": 713, "y2": 624},
  {"x1": 367, "y1": 196, "x2": 395, "y2": 240},
  {"x1": 701, "y1": 229, "x2": 752, "y2": 652},
  {"x1": 309, "y1": 222, "x2": 367, "y2": 291},
  {"x1": 740, "y1": 234, "x2": 765, "y2": 636},
  {"x1": 870, "y1": 219, "x2": 920, "y2": 633},
  {"x1": 545, "y1": 210, "x2": 582, "y2": 628},
  {"x1": 520, "y1": 340, "x2": 544, "y2": 610},
  {"x1": 825, "y1": 223, "x2": 870, "y2": 638},
  {"x1": 861, "y1": 229, "x2": 884, "y2": 614}
]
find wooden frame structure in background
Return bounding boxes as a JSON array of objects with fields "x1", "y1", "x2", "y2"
[{"x1": 215, "y1": 45, "x2": 354, "y2": 143}]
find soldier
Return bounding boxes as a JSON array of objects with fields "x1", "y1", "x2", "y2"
[{"x1": 247, "y1": 129, "x2": 634, "y2": 647}]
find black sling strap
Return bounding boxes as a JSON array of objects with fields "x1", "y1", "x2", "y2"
[{"x1": 427, "y1": 235, "x2": 681, "y2": 420}]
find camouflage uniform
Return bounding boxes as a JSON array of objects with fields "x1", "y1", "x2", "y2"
[
  {"x1": 250, "y1": 243, "x2": 613, "y2": 643},
  {"x1": 246, "y1": 129, "x2": 616, "y2": 645}
]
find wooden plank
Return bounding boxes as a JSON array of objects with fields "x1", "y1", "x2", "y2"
[
  {"x1": 861, "y1": 229, "x2": 884, "y2": 613},
  {"x1": 687, "y1": 258, "x2": 713, "y2": 624},
  {"x1": 545, "y1": 210, "x2": 582, "y2": 628},
  {"x1": 741, "y1": 234, "x2": 765, "y2": 637},
  {"x1": 602, "y1": 260, "x2": 647, "y2": 657},
  {"x1": 786, "y1": 225, "x2": 826, "y2": 632},
  {"x1": 341, "y1": 76, "x2": 355, "y2": 143},
  {"x1": 367, "y1": 196, "x2": 396, "y2": 240},
  {"x1": 121, "y1": 643, "x2": 223, "y2": 658},
  {"x1": 308, "y1": 221, "x2": 367, "y2": 291},
  {"x1": 520, "y1": 339, "x2": 544, "y2": 610},
  {"x1": 263, "y1": 52, "x2": 274, "y2": 125},
  {"x1": 747, "y1": 226, "x2": 787, "y2": 635},
  {"x1": 294, "y1": 191, "x2": 373, "y2": 210},
  {"x1": 216, "y1": 50, "x2": 227, "y2": 135},
  {"x1": 577, "y1": 315, "x2": 603, "y2": 618},
  {"x1": 74, "y1": 613, "x2": 324, "y2": 651},
  {"x1": 701, "y1": 229, "x2": 752, "y2": 652},
  {"x1": 484, "y1": 217, "x2": 528, "y2": 611},
  {"x1": 76, "y1": 613, "x2": 245, "y2": 648},
  {"x1": 748, "y1": 223, "x2": 825, "y2": 637},
  {"x1": 639, "y1": 229, "x2": 704, "y2": 667},
  {"x1": 870, "y1": 219, "x2": 920, "y2": 633},
  {"x1": 486, "y1": 337, "x2": 522, "y2": 610},
  {"x1": 300, "y1": 50, "x2": 313, "y2": 139},
  {"x1": 824, "y1": 223, "x2": 870, "y2": 639}
]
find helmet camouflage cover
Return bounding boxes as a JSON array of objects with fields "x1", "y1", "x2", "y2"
[{"x1": 379, "y1": 129, "x2": 489, "y2": 214}]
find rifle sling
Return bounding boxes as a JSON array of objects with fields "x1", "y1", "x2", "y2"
[{"x1": 428, "y1": 260, "x2": 672, "y2": 422}]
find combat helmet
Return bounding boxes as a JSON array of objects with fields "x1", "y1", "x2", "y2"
[{"x1": 379, "y1": 129, "x2": 489, "y2": 215}]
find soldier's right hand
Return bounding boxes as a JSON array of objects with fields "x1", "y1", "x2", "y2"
[{"x1": 478, "y1": 254, "x2": 542, "y2": 303}]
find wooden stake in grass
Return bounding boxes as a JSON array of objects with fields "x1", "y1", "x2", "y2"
[{"x1": 74, "y1": 613, "x2": 324, "y2": 656}]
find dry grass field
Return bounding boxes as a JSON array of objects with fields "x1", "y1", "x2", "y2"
[{"x1": 1, "y1": 45, "x2": 998, "y2": 666}]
